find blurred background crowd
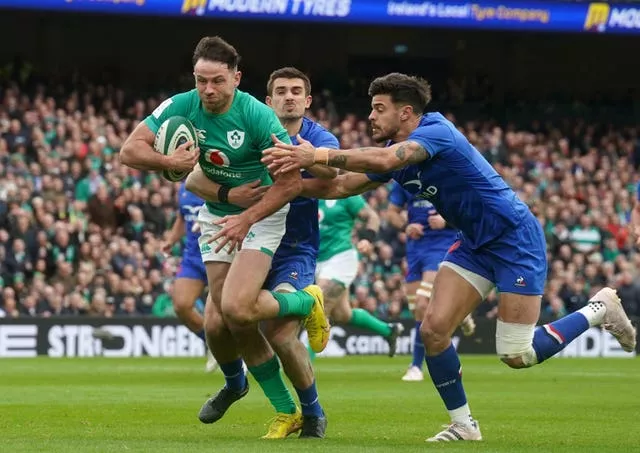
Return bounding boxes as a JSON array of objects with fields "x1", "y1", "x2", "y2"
[{"x1": 2, "y1": 66, "x2": 640, "y2": 323}]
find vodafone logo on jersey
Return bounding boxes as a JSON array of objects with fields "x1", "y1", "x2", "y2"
[{"x1": 204, "y1": 149, "x2": 231, "y2": 167}]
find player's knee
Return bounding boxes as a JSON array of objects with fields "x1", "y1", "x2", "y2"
[
  {"x1": 320, "y1": 280, "x2": 345, "y2": 303},
  {"x1": 420, "y1": 314, "x2": 451, "y2": 352},
  {"x1": 203, "y1": 305, "x2": 225, "y2": 339},
  {"x1": 495, "y1": 320, "x2": 538, "y2": 369},
  {"x1": 221, "y1": 298, "x2": 259, "y2": 326},
  {"x1": 172, "y1": 297, "x2": 192, "y2": 318}
]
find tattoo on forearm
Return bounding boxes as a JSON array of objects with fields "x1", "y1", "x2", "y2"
[
  {"x1": 328, "y1": 155, "x2": 348, "y2": 168},
  {"x1": 396, "y1": 142, "x2": 427, "y2": 164}
]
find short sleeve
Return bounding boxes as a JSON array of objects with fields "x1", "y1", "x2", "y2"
[
  {"x1": 314, "y1": 130, "x2": 339, "y2": 149},
  {"x1": 407, "y1": 124, "x2": 455, "y2": 158},
  {"x1": 143, "y1": 92, "x2": 193, "y2": 134},
  {"x1": 347, "y1": 195, "x2": 367, "y2": 217},
  {"x1": 248, "y1": 98, "x2": 291, "y2": 151},
  {"x1": 388, "y1": 182, "x2": 408, "y2": 208}
]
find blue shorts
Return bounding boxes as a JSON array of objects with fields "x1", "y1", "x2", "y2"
[
  {"x1": 176, "y1": 254, "x2": 208, "y2": 283},
  {"x1": 264, "y1": 251, "x2": 316, "y2": 291},
  {"x1": 443, "y1": 214, "x2": 547, "y2": 296},
  {"x1": 406, "y1": 246, "x2": 450, "y2": 282}
]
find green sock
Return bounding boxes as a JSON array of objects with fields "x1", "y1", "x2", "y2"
[
  {"x1": 247, "y1": 356, "x2": 296, "y2": 414},
  {"x1": 272, "y1": 290, "x2": 315, "y2": 317},
  {"x1": 349, "y1": 308, "x2": 392, "y2": 337}
]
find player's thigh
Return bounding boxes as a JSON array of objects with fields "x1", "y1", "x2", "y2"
[
  {"x1": 172, "y1": 278, "x2": 205, "y2": 311},
  {"x1": 490, "y1": 215, "x2": 547, "y2": 324},
  {"x1": 424, "y1": 265, "x2": 486, "y2": 337},
  {"x1": 316, "y1": 249, "x2": 357, "y2": 305},
  {"x1": 203, "y1": 262, "x2": 231, "y2": 333},
  {"x1": 426, "y1": 239, "x2": 494, "y2": 337},
  {"x1": 222, "y1": 249, "x2": 272, "y2": 312},
  {"x1": 331, "y1": 290, "x2": 352, "y2": 323}
]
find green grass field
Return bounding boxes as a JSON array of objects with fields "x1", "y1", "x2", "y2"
[{"x1": 1, "y1": 355, "x2": 639, "y2": 452}]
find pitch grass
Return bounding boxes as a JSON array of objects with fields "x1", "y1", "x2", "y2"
[{"x1": 1, "y1": 355, "x2": 639, "y2": 452}]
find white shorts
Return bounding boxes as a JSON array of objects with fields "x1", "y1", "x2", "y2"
[
  {"x1": 197, "y1": 205, "x2": 289, "y2": 263},
  {"x1": 316, "y1": 249, "x2": 358, "y2": 288}
]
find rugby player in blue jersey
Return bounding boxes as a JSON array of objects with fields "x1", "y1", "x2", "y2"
[
  {"x1": 161, "y1": 183, "x2": 217, "y2": 372},
  {"x1": 387, "y1": 182, "x2": 475, "y2": 382},
  {"x1": 263, "y1": 72, "x2": 636, "y2": 442},
  {"x1": 187, "y1": 67, "x2": 334, "y2": 438}
]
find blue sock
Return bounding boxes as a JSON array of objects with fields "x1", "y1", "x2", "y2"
[
  {"x1": 411, "y1": 321, "x2": 425, "y2": 368},
  {"x1": 295, "y1": 380, "x2": 324, "y2": 417},
  {"x1": 195, "y1": 329, "x2": 206, "y2": 342},
  {"x1": 532, "y1": 312, "x2": 590, "y2": 363},
  {"x1": 219, "y1": 359, "x2": 246, "y2": 392},
  {"x1": 425, "y1": 344, "x2": 467, "y2": 410}
]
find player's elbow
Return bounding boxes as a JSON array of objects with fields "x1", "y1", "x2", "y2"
[
  {"x1": 184, "y1": 171, "x2": 198, "y2": 195},
  {"x1": 119, "y1": 141, "x2": 135, "y2": 166}
]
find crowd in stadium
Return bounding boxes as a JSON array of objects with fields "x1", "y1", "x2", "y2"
[{"x1": 1, "y1": 78, "x2": 640, "y2": 321}]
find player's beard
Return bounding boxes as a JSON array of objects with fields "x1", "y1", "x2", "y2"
[
  {"x1": 372, "y1": 125, "x2": 399, "y2": 143},
  {"x1": 279, "y1": 112, "x2": 303, "y2": 121},
  {"x1": 202, "y1": 93, "x2": 231, "y2": 114}
]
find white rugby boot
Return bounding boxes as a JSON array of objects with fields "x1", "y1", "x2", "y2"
[
  {"x1": 594, "y1": 287, "x2": 636, "y2": 352},
  {"x1": 401, "y1": 365, "x2": 424, "y2": 382},
  {"x1": 426, "y1": 419, "x2": 482, "y2": 442}
]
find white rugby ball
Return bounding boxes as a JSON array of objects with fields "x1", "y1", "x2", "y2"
[{"x1": 153, "y1": 116, "x2": 199, "y2": 182}]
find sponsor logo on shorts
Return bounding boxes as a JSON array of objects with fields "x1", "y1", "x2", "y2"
[
  {"x1": 200, "y1": 242, "x2": 212, "y2": 254},
  {"x1": 245, "y1": 231, "x2": 256, "y2": 243},
  {"x1": 289, "y1": 271, "x2": 298, "y2": 280},
  {"x1": 515, "y1": 276, "x2": 526, "y2": 287}
]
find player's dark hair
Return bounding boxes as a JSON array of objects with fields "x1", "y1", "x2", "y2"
[
  {"x1": 192, "y1": 36, "x2": 240, "y2": 70},
  {"x1": 368, "y1": 73, "x2": 432, "y2": 114},
  {"x1": 266, "y1": 67, "x2": 312, "y2": 96}
]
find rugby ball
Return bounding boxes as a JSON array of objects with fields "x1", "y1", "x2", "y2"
[{"x1": 154, "y1": 116, "x2": 199, "y2": 182}]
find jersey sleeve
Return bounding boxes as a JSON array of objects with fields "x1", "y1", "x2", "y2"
[
  {"x1": 143, "y1": 91, "x2": 194, "y2": 134},
  {"x1": 407, "y1": 124, "x2": 455, "y2": 158},
  {"x1": 247, "y1": 98, "x2": 291, "y2": 151},
  {"x1": 388, "y1": 182, "x2": 408, "y2": 208},
  {"x1": 347, "y1": 195, "x2": 367, "y2": 217},
  {"x1": 314, "y1": 130, "x2": 339, "y2": 149}
]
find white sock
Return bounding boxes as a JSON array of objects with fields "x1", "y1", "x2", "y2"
[
  {"x1": 449, "y1": 403, "x2": 473, "y2": 427},
  {"x1": 577, "y1": 301, "x2": 606, "y2": 327}
]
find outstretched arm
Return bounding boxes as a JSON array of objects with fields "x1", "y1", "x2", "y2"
[
  {"x1": 301, "y1": 172, "x2": 383, "y2": 199},
  {"x1": 263, "y1": 135, "x2": 429, "y2": 174}
]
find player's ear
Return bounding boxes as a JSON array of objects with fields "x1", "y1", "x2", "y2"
[
  {"x1": 233, "y1": 70, "x2": 242, "y2": 87},
  {"x1": 400, "y1": 105, "x2": 413, "y2": 121},
  {"x1": 304, "y1": 95, "x2": 312, "y2": 109},
  {"x1": 265, "y1": 96, "x2": 273, "y2": 107}
]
